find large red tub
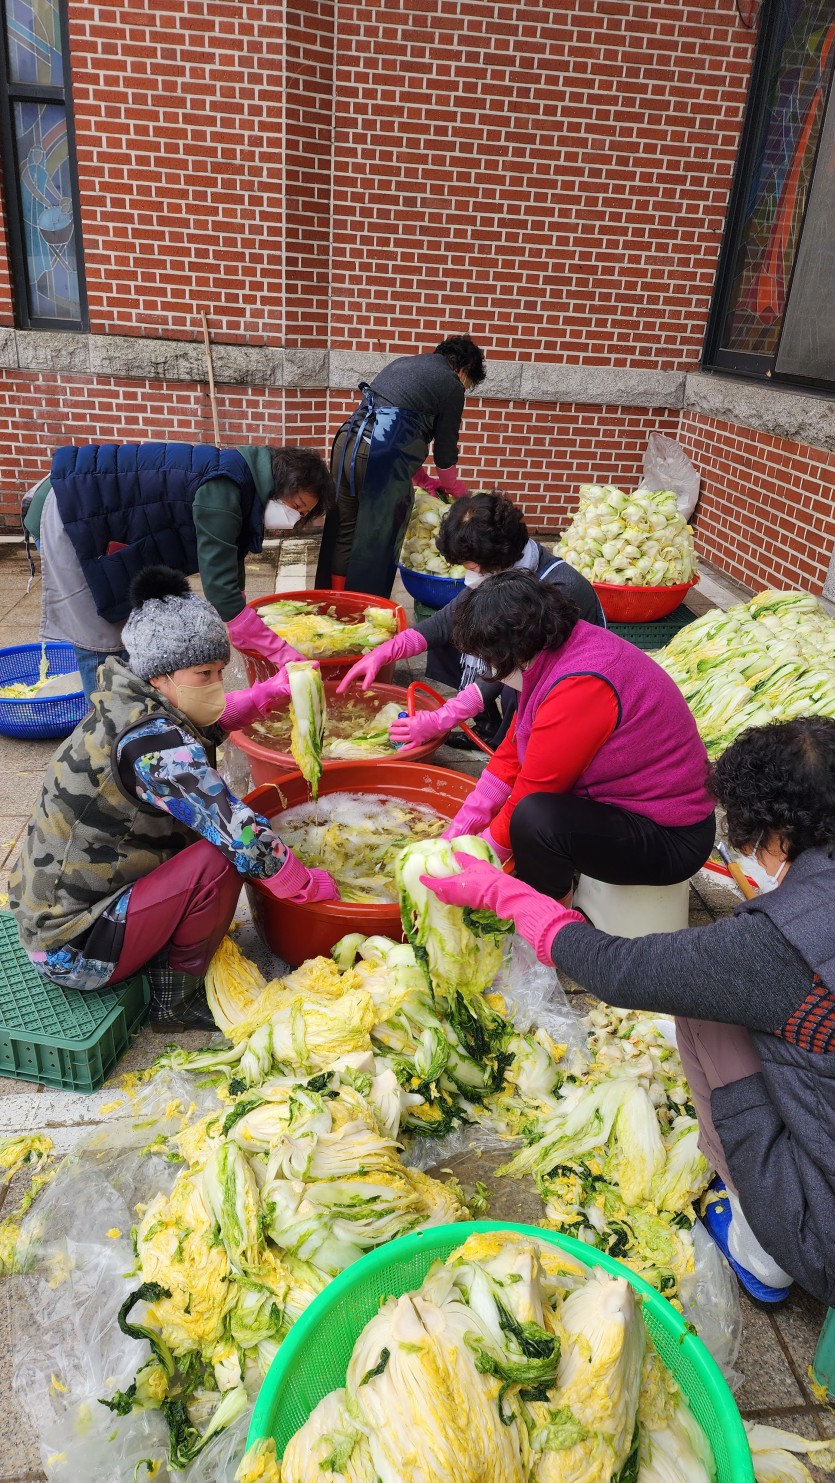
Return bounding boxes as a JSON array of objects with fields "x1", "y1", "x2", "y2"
[
  {"x1": 244, "y1": 761, "x2": 478, "y2": 966},
  {"x1": 237, "y1": 590, "x2": 408, "y2": 686}
]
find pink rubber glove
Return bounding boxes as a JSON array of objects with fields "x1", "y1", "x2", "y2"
[
  {"x1": 421, "y1": 852, "x2": 585, "y2": 965},
  {"x1": 337, "y1": 628, "x2": 428, "y2": 693},
  {"x1": 412, "y1": 466, "x2": 436, "y2": 493},
  {"x1": 227, "y1": 604, "x2": 305, "y2": 670},
  {"x1": 220, "y1": 673, "x2": 292, "y2": 732},
  {"x1": 482, "y1": 826, "x2": 512, "y2": 864},
  {"x1": 261, "y1": 849, "x2": 340, "y2": 903},
  {"x1": 442, "y1": 770, "x2": 512, "y2": 839},
  {"x1": 388, "y1": 683, "x2": 484, "y2": 747},
  {"x1": 436, "y1": 464, "x2": 469, "y2": 499}
]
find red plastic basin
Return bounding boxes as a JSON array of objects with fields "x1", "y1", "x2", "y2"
[
  {"x1": 230, "y1": 681, "x2": 450, "y2": 788},
  {"x1": 244, "y1": 762, "x2": 478, "y2": 966},
  {"x1": 591, "y1": 579, "x2": 697, "y2": 623},
  {"x1": 237, "y1": 590, "x2": 408, "y2": 685}
]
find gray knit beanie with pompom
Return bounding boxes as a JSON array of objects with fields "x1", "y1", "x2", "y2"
[{"x1": 122, "y1": 567, "x2": 230, "y2": 681}]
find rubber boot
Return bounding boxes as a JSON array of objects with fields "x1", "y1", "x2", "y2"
[
  {"x1": 330, "y1": 574, "x2": 347, "y2": 591},
  {"x1": 146, "y1": 954, "x2": 217, "y2": 1032}
]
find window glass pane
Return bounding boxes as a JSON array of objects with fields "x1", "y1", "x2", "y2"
[
  {"x1": 775, "y1": 77, "x2": 835, "y2": 378},
  {"x1": 4, "y1": 0, "x2": 63, "y2": 86},
  {"x1": 719, "y1": 0, "x2": 835, "y2": 358},
  {"x1": 13, "y1": 100, "x2": 80, "y2": 322}
]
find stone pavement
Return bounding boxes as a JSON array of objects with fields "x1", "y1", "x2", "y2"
[{"x1": 0, "y1": 545, "x2": 831, "y2": 1481}]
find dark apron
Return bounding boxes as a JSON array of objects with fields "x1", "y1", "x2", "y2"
[{"x1": 316, "y1": 385, "x2": 427, "y2": 598}]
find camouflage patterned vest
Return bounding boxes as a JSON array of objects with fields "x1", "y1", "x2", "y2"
[{"x1": 10, "y1": 659, "x2": 210, "y2": 952}]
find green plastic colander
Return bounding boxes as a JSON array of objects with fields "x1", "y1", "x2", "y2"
[{"x1": 248, "y1": 1220, "x2": 753, "y2": 1481}]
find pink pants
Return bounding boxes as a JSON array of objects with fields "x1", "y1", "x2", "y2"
[
  {"x1": 112, "y1": 839, "x2": 243, "y2": 980},
  {"x1": 675, "y1": 1016, "x2": 763, "y2": 1192}
]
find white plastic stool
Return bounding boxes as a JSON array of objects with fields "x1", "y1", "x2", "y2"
[{"x1": 573, "y1": 876, "x2": 690, "y2": 937}]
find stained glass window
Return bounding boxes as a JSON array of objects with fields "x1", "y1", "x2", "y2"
[
  {"x1": 5, "y1": 0, "x2": 63, "y2": 86},
  {"x1": 0, "y1": 0, "x2": 85, "y2": 328},
  {"x1": 704, "y1": 0, "x2": 835, "y2": 387}
]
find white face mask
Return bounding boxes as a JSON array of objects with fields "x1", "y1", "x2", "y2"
[
  {"x1": 503, "y1": 668, "x2": 525, "y2": 692},
  {"x1": 264, "y1": 500, "x2": 302, "y2": 533},
  {"x1": 752, "y1": 834, "x2": 789, "y2": 893},
  {"x1": 463, "y1": 569, "x2": 487, "y2": 589}
]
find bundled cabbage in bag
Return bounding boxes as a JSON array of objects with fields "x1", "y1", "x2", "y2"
[{"x1": 558, "y1": 484, "x2": 697, "y2": 587}]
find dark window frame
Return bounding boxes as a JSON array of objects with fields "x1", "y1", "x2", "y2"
[
  {"x1": 703, "y1": 0, "x2": 835, "y2": 393},
  {"x1": 0, "y1": 0, "x2": 88, "y2": 331}
]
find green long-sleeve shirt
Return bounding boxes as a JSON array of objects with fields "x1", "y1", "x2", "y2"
[{"x1": 25, "y1": 445, "x2": 275, "y2": 622}]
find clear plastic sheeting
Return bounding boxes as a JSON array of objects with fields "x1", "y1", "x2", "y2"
[
  {"x1": 679, "y1": 1220, "x2": 743, "y2": 1392},
  {"x1": 5, "y1": 1079, "x2": 250, "y2": 1482},
  {"x1": 490, "y1": 934, "x2": 590, "y2": 1062}
]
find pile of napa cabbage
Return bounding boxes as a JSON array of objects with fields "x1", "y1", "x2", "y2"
[
  {"x1": 655, "y1": 590, "x2": 835, "y2": 758},
  {"x1": 559, "y1": 484, "x2": 697, "y2": 587}
]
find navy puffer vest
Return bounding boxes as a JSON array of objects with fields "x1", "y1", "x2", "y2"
[{"x1": 51, "y1": 443, "x2": 265, "y2": 623}]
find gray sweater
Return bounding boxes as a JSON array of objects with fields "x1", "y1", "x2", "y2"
[
  {"x1": 370, "y1": 354, "x2": 465, "y2": 469},
  {"x1": 554, "y1": 847, "x2": 835, "y2": 1305}
]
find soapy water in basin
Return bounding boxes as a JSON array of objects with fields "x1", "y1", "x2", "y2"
[{"x1": 274, "y1": 791, "x2": 446, "y2": 902}]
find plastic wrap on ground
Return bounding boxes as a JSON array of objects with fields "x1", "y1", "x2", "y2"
[
  {"x1": 5, "y1": 1077, "x2": 252, "y2": 1481},
  {"x1": 490, "y1": 934, "x2": 590, "y2": 1061},
  {"x1": 679, "y1": 1219, "x2": 743, "y2": 1392}
]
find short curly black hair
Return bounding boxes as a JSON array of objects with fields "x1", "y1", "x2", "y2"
[
  {"x1": 711, "y1": 717, "x2": 835, "y2": 861},
  {"x1": 270, "y1": 447, "x2": 336, "y2": 524},
  {"x1": 451, "y1": 569, "x2": 579, "y2": 680},
  {"x1": 434, "y1": 335, "x2": 487, "y2": 387},
  {"x1": 436, "y1": 491, "x2": 528, "y2": 571}
]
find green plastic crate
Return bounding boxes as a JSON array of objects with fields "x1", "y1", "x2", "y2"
[
  {"x1": 0, "y1": 912, "x2": 150, "y2": 1092},
  {"x1": 248, "y1": 1221, "x2": 753, "y2": 1483},
  {"x1": 609, "y1": 603, "x2": 698, "y2": 652}
]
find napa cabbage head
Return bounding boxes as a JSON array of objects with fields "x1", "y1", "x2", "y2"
[
  {"x1": 346, "y1": 1286, "x2": 524, "y2": 1482},
  {"x1": 396, "y1": 834, "x2": 513, "y2": 997},
  {"x1": 286, "y1": 660, "x2": 325, "y2": 798},
  {"x1": 278, "y1": 1388, "x2": 377, "y2": 1482}
]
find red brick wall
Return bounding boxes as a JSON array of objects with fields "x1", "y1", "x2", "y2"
[
  {"x1": 328, "y1": 0, "x2": 754, "y2": 363},
  {"x1": 0, "y1": 372, "x2": 678, "y2": 529},
  {"x1": 285, "y1": 0, "x2": 335, "y2": 347},
  {"x1": 0, "y1": 0, "x2": 770, "y2": 562},
  {"x1": 680, "y1": 411, "x2": 835, "y2": 595},
  {"x1": 66, "y1": 0, "x2": 286, "y2": 344}
]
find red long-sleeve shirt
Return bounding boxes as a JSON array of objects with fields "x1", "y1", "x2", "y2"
[{"x1": 487, "y1": 674, "x2": 619, "y2": 850}]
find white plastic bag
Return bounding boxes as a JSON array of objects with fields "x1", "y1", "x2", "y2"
[
  {"x1": 678, "y1": 1221, "x2": 743, "y2": 1392},
  {"x1": 638, "y1": 432, "x2": 700, "y2": 521}
]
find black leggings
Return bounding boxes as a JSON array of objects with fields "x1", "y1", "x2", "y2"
[{"x1": 509, "y1": 792, "x2": 716, "y2": 901}]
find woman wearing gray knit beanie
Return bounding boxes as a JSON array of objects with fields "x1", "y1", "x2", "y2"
[{"x1": 9, "y1": 567, "x2": 339, "y2": 1029}]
